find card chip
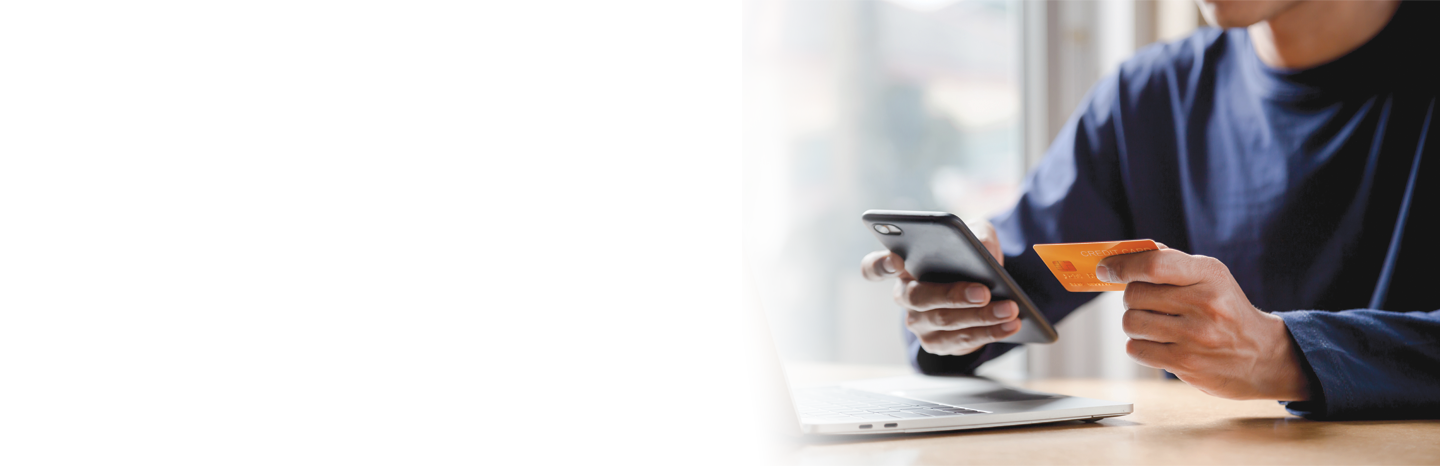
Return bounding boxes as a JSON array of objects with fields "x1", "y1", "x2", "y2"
[{"x1": 1053, "y1": 261, "x2": 1076, "y2": 272}]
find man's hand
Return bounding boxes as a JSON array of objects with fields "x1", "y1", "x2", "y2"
[
  {"x1": 1097, "y1": 248, "x2": 1311, "y2": 401},
  {"x1": 860, "y1": 219, "x2": 1021, "y2": 357}
]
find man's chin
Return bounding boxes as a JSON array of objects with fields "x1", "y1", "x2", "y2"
[
  {"x1": 1196, "y1": 0, "x2": 1300, "y2": 29},
  {"x1": 1198, "y1": 9, "x2": 1267, "y2": 28}
]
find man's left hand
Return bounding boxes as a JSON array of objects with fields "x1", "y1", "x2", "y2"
[{"x1": 1096, "y1": 248, "x2": 1312, "y2": 401}]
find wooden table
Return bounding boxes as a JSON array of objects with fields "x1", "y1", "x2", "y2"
[{"x1": 785, "y1": 363, "x2": 1440, "y2": 465}]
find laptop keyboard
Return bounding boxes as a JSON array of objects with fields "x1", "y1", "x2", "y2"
[{"x1": 795, "y1": 387, "x2": 989, "y2": 423}]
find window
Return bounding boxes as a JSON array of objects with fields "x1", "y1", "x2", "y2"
[{"x1": 744, "y1": 0, "x2": 1024, "y2": 363}]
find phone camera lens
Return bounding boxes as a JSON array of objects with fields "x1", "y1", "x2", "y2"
[{"x1": 873, "y1": 224, "x2": 902, "y2": 235}]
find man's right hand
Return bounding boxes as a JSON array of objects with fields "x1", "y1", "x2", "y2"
[{"x1": 859, "y1": 219, "x2": 1021, "y2": 357}]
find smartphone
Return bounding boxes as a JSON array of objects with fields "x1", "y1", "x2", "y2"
[{"x1": 863, "y1": 210, "x2": 1058, "y2": 344}]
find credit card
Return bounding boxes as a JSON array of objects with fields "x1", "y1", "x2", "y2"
[{"x1": 1032, "y1": 239, "x2": 1160, "y2": 292}]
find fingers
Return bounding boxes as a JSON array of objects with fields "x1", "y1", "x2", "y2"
[
  {"x1": 1121, "y1": 281, "x2": 1191, "y2": 316},
  {"x1": 909, "y1": 299, "x2": 1021, "y2": 356},
  {"x1": 896, "y1": 280, "x2": 990, "y2": 311},
  {"x1": 917, "y1": 320, "x2": 1023, "y2": 356},
  {"x1": 907, "y1": 301, "x2": 1019, "y2": 333},
  {"x1": 1120, "y1": 308, "x2": 1188, "y2": 343},
  {"x1": 1096, "y1": 248, "x2": 1217, "y2": 286},
  {"x1": 861, "y1": 250, "x2": 905, "y2": 281},
  {"x1": 1125, "y1": 339, "x2": 1184, "y2": 371}
]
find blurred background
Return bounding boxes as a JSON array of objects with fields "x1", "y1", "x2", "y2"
[{"x1": 744, "y1": 0, "x2": 1204, "y2": 380}]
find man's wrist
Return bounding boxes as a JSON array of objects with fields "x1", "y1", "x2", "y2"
[{"x1": 1266, "y1": 314, "x2": 1311, "y2": 401}]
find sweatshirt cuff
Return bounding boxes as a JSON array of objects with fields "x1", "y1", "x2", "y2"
[{"x1": 1275, "y1": 311, "x2": 1339, "y2": 419}]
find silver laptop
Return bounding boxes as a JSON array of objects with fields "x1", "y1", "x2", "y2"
[{"x1": 743, "y1": 240, "x2": 1134, "y2": 437}]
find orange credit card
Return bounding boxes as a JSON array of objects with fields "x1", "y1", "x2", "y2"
[{"x1": 1031, "y1": 239, "x2": 1160, "y2": 292}]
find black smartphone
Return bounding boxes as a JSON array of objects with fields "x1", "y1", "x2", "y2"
[{"x1": 863, "y1": 210, "x2": 1058, "y2": 344}]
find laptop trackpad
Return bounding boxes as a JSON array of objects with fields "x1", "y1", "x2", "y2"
[{"x1": 898, "y1": 387, "x2": 1060, "y2": 405}]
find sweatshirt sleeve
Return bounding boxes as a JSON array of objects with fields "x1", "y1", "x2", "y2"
[
  {"x1": 907, "y1": 72, "x2": 1136, "y2": 374},
  {"x1": 1276, "y1": 309, "x2": 1440, "y2": 420}
]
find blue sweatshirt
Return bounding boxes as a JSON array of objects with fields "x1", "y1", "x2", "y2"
[{"x1": 906, "y1": 1, "x2": 1440, "y2": 420}]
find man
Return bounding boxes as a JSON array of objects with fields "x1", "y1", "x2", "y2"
[{"x1": 861, "y1": 0, "x2": 1440, "y2": 419}]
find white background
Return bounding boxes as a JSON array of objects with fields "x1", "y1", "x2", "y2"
[{"x1": 0, "y1": 1, "x2": 750, "y2": 463}]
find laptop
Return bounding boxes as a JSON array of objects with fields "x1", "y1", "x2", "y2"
[{"x1": 743, "y1": 240, "x2": 1134, "y2": 437}]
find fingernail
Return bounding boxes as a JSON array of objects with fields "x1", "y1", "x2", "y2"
[
  {"x1": 883, "y1": 256, "x2": 897, "y2": 274},
  {"x1": 1001, "y1": 320, "x2": 1019, "y2": 332},
  {"x1": 965, "y1": 284, "x2": 987, "y2": 303},
  {"x1": 993, "y1": 302, "x2": 1013, "y2": 319},
  {"x1": 1095, "y1": 264, "x2": 1113, "y2": 283}
]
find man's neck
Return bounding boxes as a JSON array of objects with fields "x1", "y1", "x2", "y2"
[{"x1": 1248, "y1": 0, "x2": 1401, "y2": 70}]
